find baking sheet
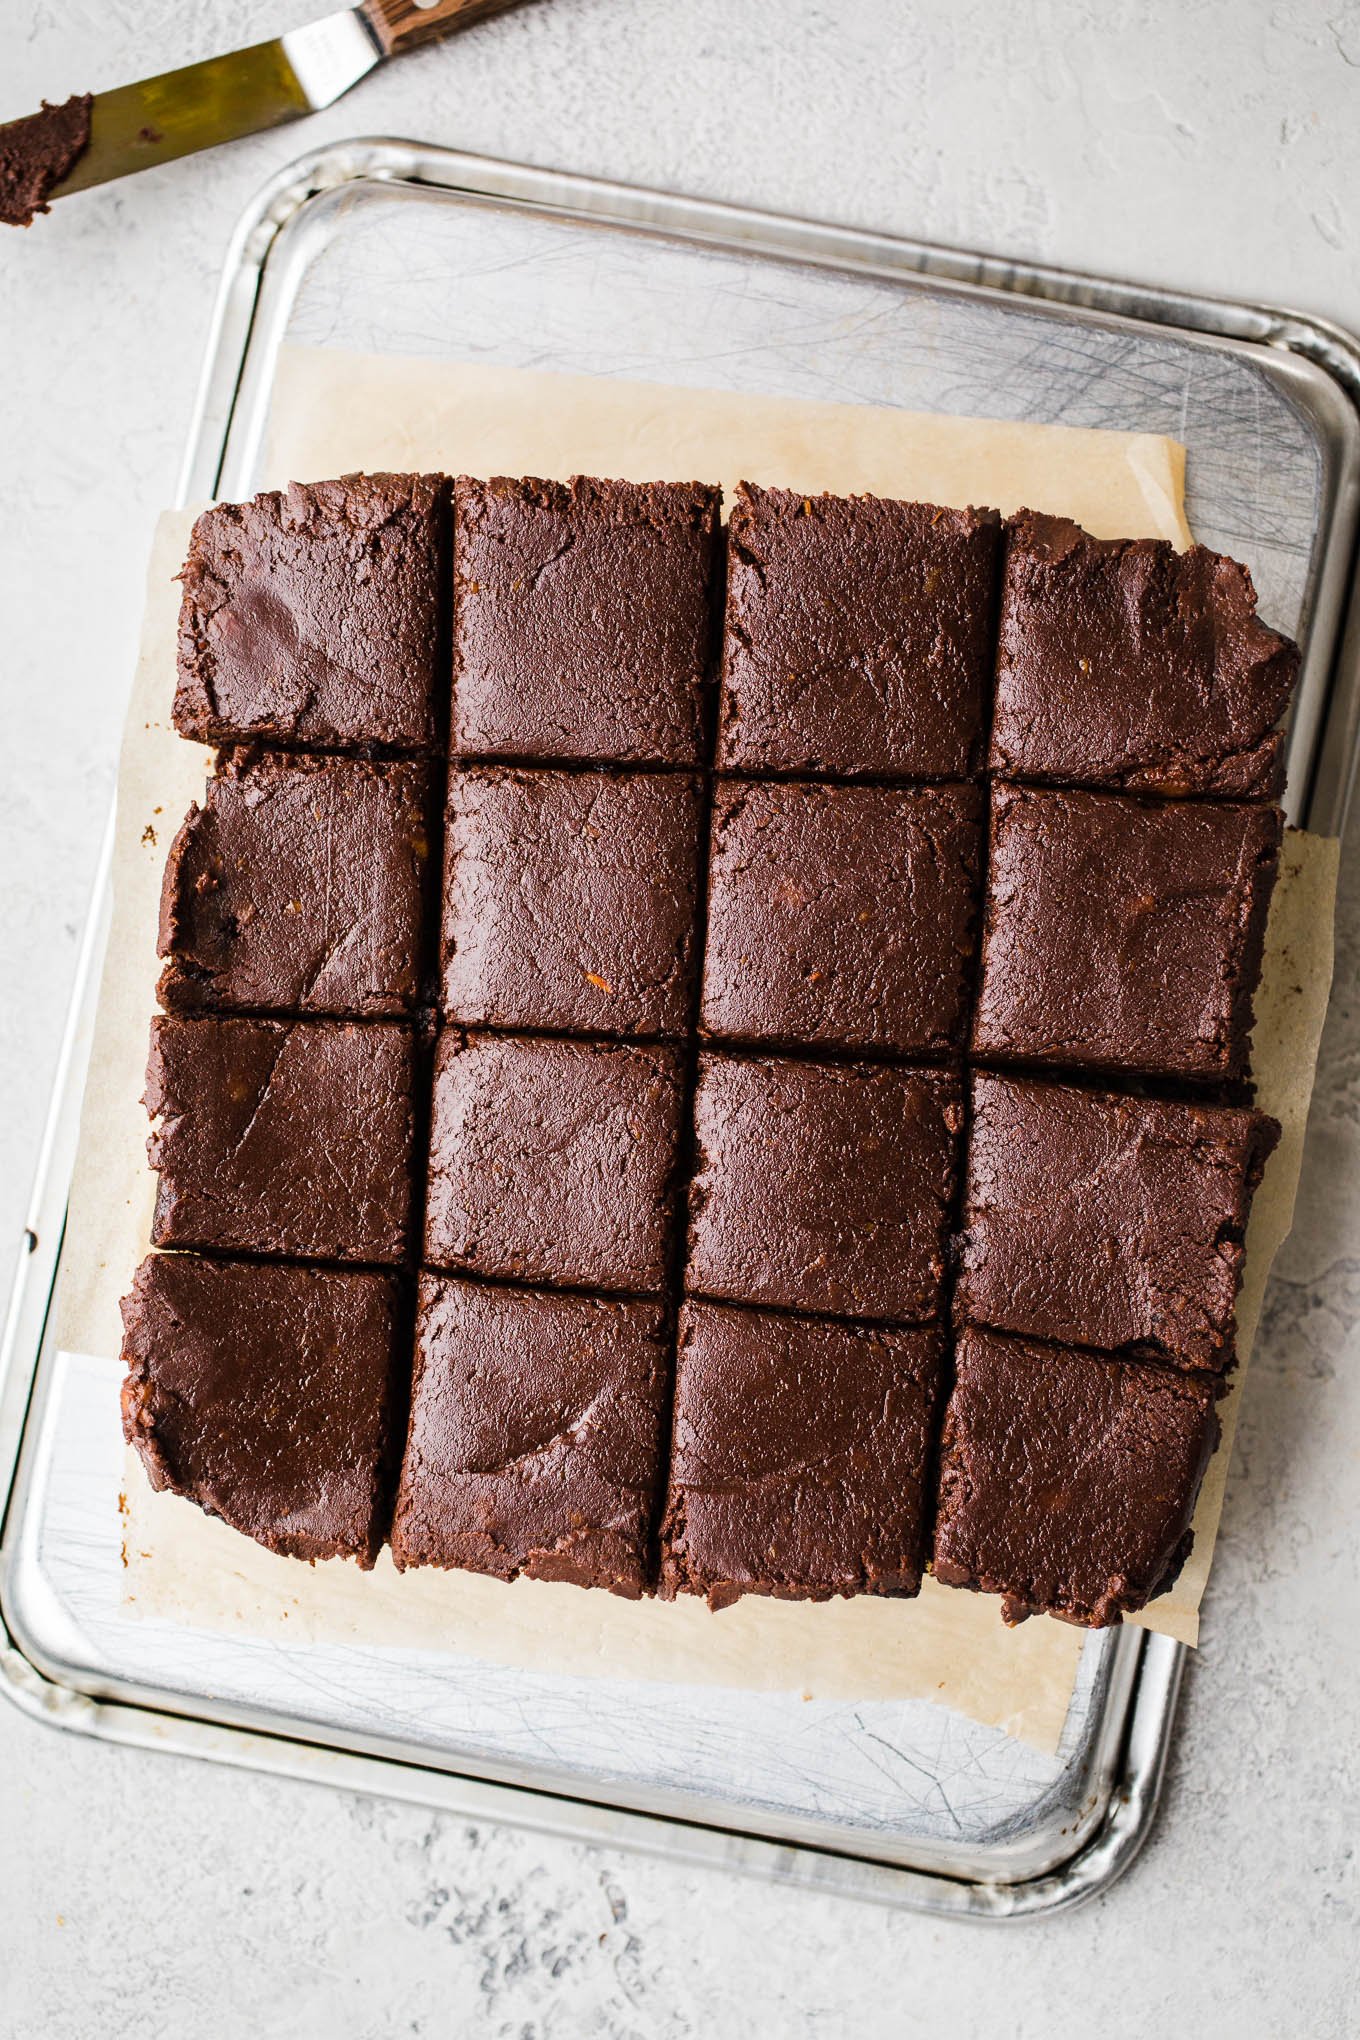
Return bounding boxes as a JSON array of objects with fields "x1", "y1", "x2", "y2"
[{"x1": 57, "y1": 356, "x2": 1334, "y2": 1755}]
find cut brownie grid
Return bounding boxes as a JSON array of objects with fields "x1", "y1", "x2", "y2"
[
  {"x1": 658, "y1": 488, "x2": 991, "y2": 1603},
  {"x1": 430, "y1": 479, "x2": 728, "y2": 1588},
  {"x1": 126, "y1": 473, "x2": 1297, "y2": 1621},
  {"x1": 939, "y1": 506, "x2": 1290, "y2": 1623}
]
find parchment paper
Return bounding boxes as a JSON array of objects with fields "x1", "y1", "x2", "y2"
[
  {"x1": 258, "y1": 347, "x2": 1192, "y2": 542},
  {"x1": 56, "y1": 352, "x2": 1336, "y2": 1758}
]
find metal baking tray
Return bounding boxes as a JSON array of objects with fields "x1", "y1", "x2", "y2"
[{"x1": 3, "y1": 142, "x2": 1358, "y2": 1921}]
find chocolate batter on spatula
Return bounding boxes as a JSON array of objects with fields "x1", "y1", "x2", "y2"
[{"x1": 0, "y1": 95, "x2": 91, "y2": 227}]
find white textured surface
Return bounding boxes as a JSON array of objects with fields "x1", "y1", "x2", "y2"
[{"x1": 2, "y1": 1, "x2": 1358, "y2": 2031}]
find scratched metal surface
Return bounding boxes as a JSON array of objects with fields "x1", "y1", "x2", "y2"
[
  {"x1": 222, "y1": 179, "x2": 1323, "y2": 635},
  {"x1": 2, "y1": 163, "x2": 1344, "y2": 1887}
]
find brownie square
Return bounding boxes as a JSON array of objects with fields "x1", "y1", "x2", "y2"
[
  {"x1": 700, "y1": 779, "x2": 980, "y2": 1054},
  {"x1": 174, "y1": 473, "x2": 447, "y2": 752},
  {"x1": 971, "y1": 785, "x2": 1282, "y2": 1082},
  {"x1": 157, "y1": 750, "x2": 433, "y2": 1017},
  {"x1": 932, "y1": 1329, "x2": 1220, "y2": 1626},
  {"x1": 145, "y1": 1014, "x2": 416, "y2": 1264},
  {"x1": 120, "y1": 1253, "x2": 401, "y2": 1566},
  {"x1": 453, "y1": 475, "x2": 721, "y2": 766},
  {"x1": 389, "y1": 1275, "x2": 669, "y2": 1596},
  {"x1": 659, "y1": 1302, "x2": 943, "y2": 1608},
  {"x1": 442, "y1": 766, "x2": 703, "y2": 1038},
  {"x1": 425, "y1": 1032, "x2": 684, "y2": 1294},
  {"x1": 990, "y1": 511, "x2": 1299, "y2": 798},
  {"x1": 686, "y1": 1054, "x2": 960, "y2": 1321},
  {"x1": 717, "y1": 483, "x2": 1000, "y2": 778},
  {"x1": 958, "y1": 1073, "x2": 1279, "y2": 1371}
]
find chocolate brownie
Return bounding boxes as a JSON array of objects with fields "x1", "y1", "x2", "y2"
[
  {"x1": 120, "y1": 1253, "x2": 401, "y2": 1567},
  {"x1": 700, "y1": 779, "x2": 980, "y2": 1054},
  {"x1": 658, "y1": 1302, "x2": 944, "y2": 1608},
  {"x1": 932, "y1": 1329, "x2": 1220, "y2": 1626},
  {"x1": 157, "y1": 750, "x2": 433, "y2": 1016},
  {"x1": 971, "y1": 785, "x2": 1282, "y2": 1081},
  {"x1": 425, "y1": 1032, "x2": 684, "y2": 1294},
  {"x1": 174, "y1": 473, "x2": 447, "y2": 752},
  {"x1": 453, "y1": 475, "x2": 721, "y2": 766},
  {"x1": 716, "y1": 483, "x2": 1000, "y2": 778},
  {"x1": 442, "y1": 766, "x2": 703, "y2": 1038},
  {"x1": 957, "y1": 1073, "x2": 1280, "y2": 1371},
  {"x1": 686, "y1": 1054, "x2": 961, "y2": 1320},
  {"x1": 991, "y1": 510, "x2": 1299, "y2": 798},
  {"x1": 145, "y1": 1014, "x2": 416, "y2": 1264},
  {"x1": 389, "y1": 1274, "x2": 669, "y2": 1596}
]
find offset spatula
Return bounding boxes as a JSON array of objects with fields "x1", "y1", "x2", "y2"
[{"x1": 16, "y1": 0, "x2": 530, "y2": 204}]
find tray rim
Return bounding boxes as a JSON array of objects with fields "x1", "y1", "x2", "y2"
[{"x1": 3, "y1": 137, "x2": 1358, "y2": 1922}]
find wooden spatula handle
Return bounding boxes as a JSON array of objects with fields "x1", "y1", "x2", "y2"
[{"x1": 361, "y1": 0, "x2": 530, "y2": 58}]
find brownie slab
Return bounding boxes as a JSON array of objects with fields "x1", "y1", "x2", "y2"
[
  {"x1": 991, "y1": 510, "x2": 1299, "y2": 798},
  {"x1": 425, "y1": 1032, "x2": 684, "y2": 1294},
  {"x1": 453, "y1": 475, "x2": 721, "y2": 766},
  {"x1": 658, "y1": 1302, "x2": 944, "y2": 1608},
  {"x1": 971, "y1": 785, "x2": 1282, "y2": 1082},
  {"x1": 442, "y1": 766, "x2": 703, "y2": 1038},
  {"x1": 686, "y1": 1054, "x2": 960, "y2": 1320},
  {"x1": 174, "y1": 473, "x2": 446, "y2": 752},
  {"x1": 157, "y1": 749, "x2": 433, "y2": 1016},
  {"x1": 717, "y1": 483, "x2": 1000, "y2": 778},
  {"x1": 390, "y1": 1275, "x2": 669, "y2": 1596},
  {"x1": 932, "y1": 1329, "x2": 1220, "y2": 1626},
  {"x1": 120, "y1": 1253, "x2": 401, "y2": 1567},
  {"x1": 146, "y1": 1014, "x2": 416, "y2": 1264},
  {"x1": 700, "y1": 779, "x2": 980, "y2": 1054},
  {"x1": 958, "y1": 1074, "x2": 1279, "y2": 1371}
]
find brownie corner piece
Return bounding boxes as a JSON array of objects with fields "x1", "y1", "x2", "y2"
[
  {"x1": 442, "y1": 764, "x2": 703, "y2": 1037},
  {"x1": 716, "y1": 481, "x2": 1000, "y2": 777},
  {"x1": 700, "y1": 777, "x2": 980, "y2": 1055},
  {"x1": 174, "y1": 471, "x2": 448, "y2": 752},
  {"x1": 972, "y1": 784, "x2": 1282, "y2": 1081},
  {"x1": 991, "y1": 509, "x2": 1299, "y2": 798},
  {"x1": 390, "y1": 1275, "x2": 669, "y2": 1596},
  {"x1": 931, "y1": 1328, "x2": 1219, "y2": 1627},
  {"x1": 157, "y1": 749, "x2": 433, "y2": 1016},
  {"x1": 958, "y1": 1072, "x2": 1280, "y2": 1370},
  {"x1": 658, "y1": 1302, "x2": 943, "y2": 1608},
  {"x1": 119, "y1": 1252, "x2": 401, "y2": 1567},
  {"x1": 424, "y1": 1030, "x2": 684, "y2": 1293},
  {"x1": 453, "y1": 473, "x2": 722, "y2": 766}
]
